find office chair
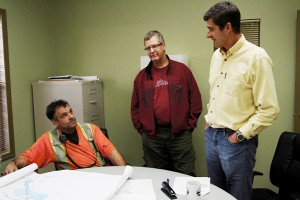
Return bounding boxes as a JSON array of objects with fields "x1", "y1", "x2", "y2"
[
  {"x1": 100, "y1": 128, "x2": 115, "y2": 166},
  {"x1": 100, "y1": 128, "x2": 109, "y2": 139},
  {"x1": 252, "y1": 131, "x2": 300, "y2": 200}
]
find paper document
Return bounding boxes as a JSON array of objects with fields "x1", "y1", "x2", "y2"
[
  {"x1": 77, "y1": 76, "x2": 100, "y2": 81},
  {"x1": 0, "y1": 163, "x2": 38, "y2": 188},
  {"x1": 112, "y1": 179, "x2": 156, "y2": 200},
  {"x1": 0, "y1": 164, "x2": 133, "y2": 200},
  {"x1": 106, "y1": 165, "x2": 133, "y2": 200},
  {"x1": 173, "y1": 177, "x2": 210, "y2": 196},
  {"x1": 48, "y1": 75, "x2": 100, "y2": 81},
  {"x1": 48, "y1": 75, "x2": 72, "y2": 79}
]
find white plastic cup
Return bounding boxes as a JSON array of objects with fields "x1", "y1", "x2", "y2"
[{"x1": 186, "y1": 180, "x2": 201, "y2": 200}]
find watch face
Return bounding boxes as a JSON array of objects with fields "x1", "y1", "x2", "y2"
[{"x1": 237, "y1": 133, "x2": 245, "y2": 141}]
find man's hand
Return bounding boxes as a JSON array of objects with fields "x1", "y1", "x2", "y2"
[
  {"x1": 204, "y1": 122, "x2": 209, "y2": 130},
  {"x1": 3, "y1": 160, "x2": 18, "y2": 175},
  {"x1": 228, "y1": 132, "x2": 240, "y2": 143},
  {"x1": 2, "y1": 156, "x2": 27, "y2": 175}
]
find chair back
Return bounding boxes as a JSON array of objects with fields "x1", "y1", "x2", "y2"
[
  {"x1": 101, "y1": 128, "x2": 109, "y2": 139},
  {"x1": 100, "y1": 128, "x2": 114, "y2": 166},
  {"x1": 270, "y1": 131, "x2": 300, "y2": 198}
]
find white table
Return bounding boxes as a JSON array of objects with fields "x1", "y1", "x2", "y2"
[{"x1": 80, "y1": 166, "x2": 236, "y2": 200}]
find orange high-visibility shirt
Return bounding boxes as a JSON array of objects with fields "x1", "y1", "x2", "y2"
[{"x1": 21, "y1": 123, "x2": 116, "y2": 169}]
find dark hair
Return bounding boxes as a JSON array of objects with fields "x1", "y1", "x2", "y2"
[
  {"x1": 203, "y1": 1, "x2": 241, "y2": 34},
  {"x1": 46, "y1": 99, "x2": 69, "y2": 120},
  {"x1": 144, "y1": 30, "x2": 165, "y2": 44}
]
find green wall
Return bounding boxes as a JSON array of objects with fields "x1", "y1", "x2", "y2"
[
  {"x1": 0, "y1": 0, "x2": 55, "y2": 170},
  {"x1": 1, "y1": 0, "x2": 300, "y2": 192}
]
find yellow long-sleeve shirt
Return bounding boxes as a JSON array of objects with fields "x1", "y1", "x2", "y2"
[{"x1": 205, "y1": 35, "x2": 280, "y2": 139}]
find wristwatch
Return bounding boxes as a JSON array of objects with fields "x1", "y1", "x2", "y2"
[{"x1": 236, "y1": 131, "x2": 245, "y2": 142}]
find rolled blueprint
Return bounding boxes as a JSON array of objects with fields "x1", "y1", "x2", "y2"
[
  {"x1": 106, "y1": 165, "x2": 133, "y2": 200},
  {"x1": 0, "y1": 163, "x2": 38, "y2": 188}
]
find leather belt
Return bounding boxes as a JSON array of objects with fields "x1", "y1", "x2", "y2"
[{"x1": 212, "y1": 127, "x2": 235, "y2": 133}]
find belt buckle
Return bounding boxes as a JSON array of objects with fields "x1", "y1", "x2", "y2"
[
  {"x1": 215, "y1": 128, "x2": 225, "y2": 132},
  {"x1": 215, "y1": 127, "x2": 234, "y2": 133},
  {"x1": 225, "y1": 128, "x2": 235, "y2": 133}
]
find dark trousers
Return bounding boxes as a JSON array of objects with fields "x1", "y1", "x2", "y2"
[{"x1": 142, "y1": 126, "x2": 196, "y2": 176}]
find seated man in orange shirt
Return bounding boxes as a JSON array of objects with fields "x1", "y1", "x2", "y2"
[{"x1": 3, "y1": 99, "x2": 126, "y2": 174}]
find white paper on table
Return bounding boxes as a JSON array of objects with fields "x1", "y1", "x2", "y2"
[
  {"x1": 0, "y1": 165, "x2": 133, "y2": 200},
  {"x1": 111, "y1": 179, "x2": 156, "y2": 200},
  {"x1": 42, "y1": 170, "x2": 121, "y2": 200},
  {"x1": 0, "y1": 167, "x2": 61, "y2": 200},
  {"x1": 106, "y1": 165, "x2": 133, "y2": 200},
  {"x1": 0, "y1": 163, "x2": 38, "y2": 188},
  {"x1": 173, "y1": 177, "x2": 210, "y2": 196},
  {"x1": 112, "y1": 193, "x2": 156, "y2": 200},
  {"x1": 51, "y1": 165, "x2": 133, "y2": 200}
]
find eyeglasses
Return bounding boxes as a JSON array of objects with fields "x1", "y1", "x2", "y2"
[{"x1": 144, "y1": 43, "x2": 162, "y2": 51}]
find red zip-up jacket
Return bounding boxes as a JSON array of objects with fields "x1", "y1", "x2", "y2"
[{"x1": 131, "y1": 56, "x2": 202, "y2": 136}]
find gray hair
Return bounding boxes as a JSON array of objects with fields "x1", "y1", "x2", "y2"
[{"x1": 144, "y1": 30, "x2": 165, "y2": 44}]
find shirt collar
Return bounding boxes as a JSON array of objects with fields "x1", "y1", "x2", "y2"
[
  {"x1": 220, "y1": 34, "x2": 245, "y2": 57},
  {"x1": 145, "y1": 55, "x2": 171, "y2": 79}
]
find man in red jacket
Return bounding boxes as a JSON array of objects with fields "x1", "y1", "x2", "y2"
[{"x1": 131, "y1": 30, "x2": 202, "y2": 176}]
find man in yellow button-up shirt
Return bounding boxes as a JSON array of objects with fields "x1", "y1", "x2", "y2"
[{"x1": 203, "y1": 2, "x2": 280, "y2": 200}]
